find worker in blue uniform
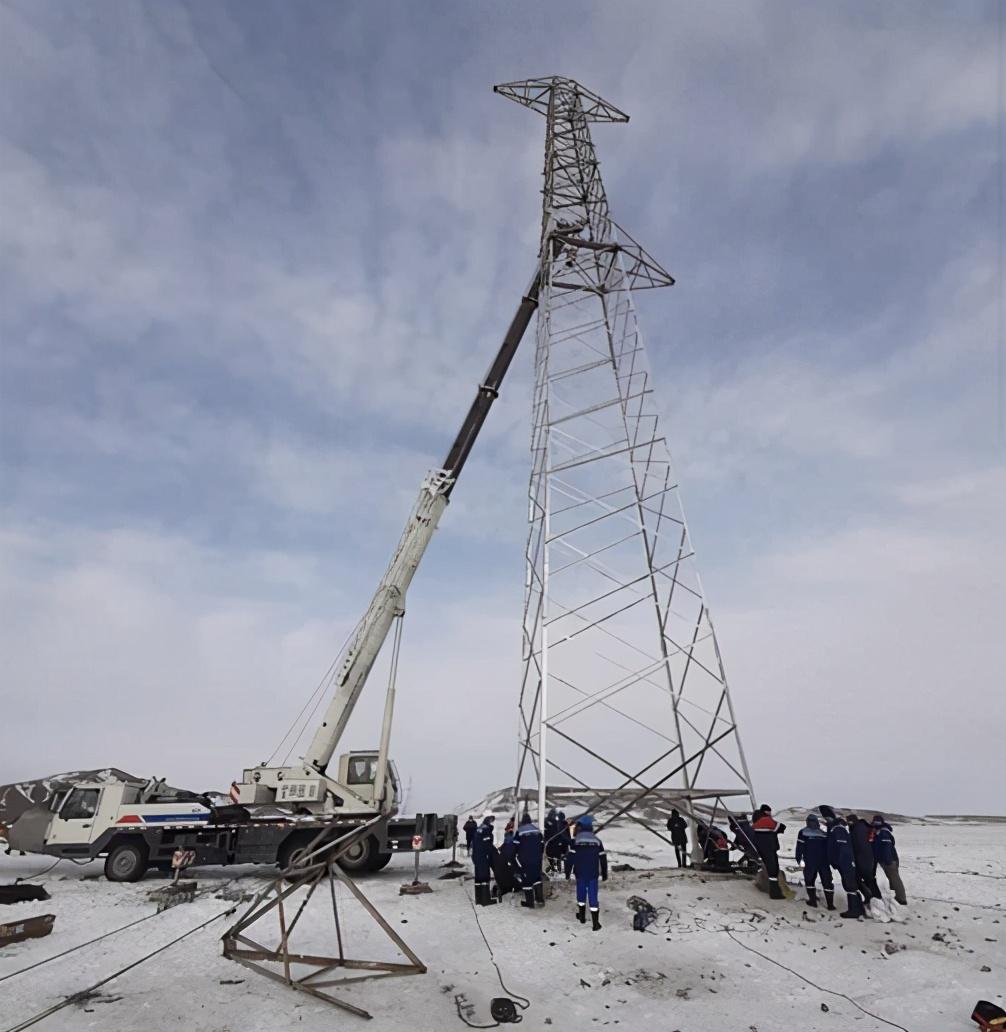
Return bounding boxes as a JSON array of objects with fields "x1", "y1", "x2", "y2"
[
  {"x1": 565, "y1": 814, "x2": 608, "y2": 931},
  {"x1": 496, "y1": 829, "x2": 519, "y2": 898},
  {"x1": 472, "y1": 812, "x2": 498, "y2": 906},
  {"x1": 795, "y1": 813, "x2": 835, "y2": 909},
  {"x1": 515, "y1": 812, "x2": 545, "y2": 908},
  {"x1": 825, "y1": 812, "x2": 864, "y2": 918}
]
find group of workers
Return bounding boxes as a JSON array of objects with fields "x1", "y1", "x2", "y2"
[
  {"x1": 461, "y1": 802, "x2": 908, "y2": 929},
  {"x1": 669, "y1": 804, "x2": 909, "y2": 919},
  {"x1": 462, "y1": 807, "x2": 608, "y2": 930}
]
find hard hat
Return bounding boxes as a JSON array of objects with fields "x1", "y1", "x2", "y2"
[{"x1": 482, "y1": 811, "x2": 495, "y2": 821}]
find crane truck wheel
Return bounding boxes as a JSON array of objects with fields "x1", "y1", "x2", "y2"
[
  {"x1": 367, "y1": 851, "x2": 393, "y2": 872},
  {"x1": 277, "y1": 833, "x2": 317, "y2": 883},
  {"x1": 104, "y1": 840, "x2": 149, "y2": 882},
  {"x1": 337, "y1": 834, "x2": 381, "y2": 874}
]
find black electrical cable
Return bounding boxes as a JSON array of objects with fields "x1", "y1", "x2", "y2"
[
  {"x1": 724, "y1": 929, "x2": 913, "y2": 1032},
  {"x1": 2, "y1": 905, "x2": 236, "y2": 1032},
  {"x1": 453, "y1": 882, "x2": 530, "y2": 1027},
  {"x1": 12, "y1": 858, "x2": 63, "y2": 884}
]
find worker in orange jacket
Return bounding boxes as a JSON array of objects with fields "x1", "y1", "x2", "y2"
[{"x1": 752, "y1": 804, "x2": 787, "y2": 900}]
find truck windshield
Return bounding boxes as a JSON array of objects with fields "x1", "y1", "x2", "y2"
[
  {"x1": 62, "y1": 789, "x2": 100, "y2": 819},
  {"x1": 346, "y1": 757, "x2": 377, "y2": 785}
]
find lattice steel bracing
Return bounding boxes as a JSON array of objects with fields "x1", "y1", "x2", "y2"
[{"x1": 497, "y1": 77, "x2": 756, "y2": 841}]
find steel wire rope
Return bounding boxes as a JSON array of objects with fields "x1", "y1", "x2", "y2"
[
  {"x1": 265, "y1": 622, "x2": 356, "y2": 767},
  {"x1": 0, "y1": 876, "x2": 261, "y2": 987},
  {"x1": 2, "y1": 905, "x2": 237, "y2": 1032},
  {"x1": 723, "y1": 928, "x2": 912, "y2": 1032},
  {"x1": 0, "y1": 909, "x2": 164, "y2": 985}
]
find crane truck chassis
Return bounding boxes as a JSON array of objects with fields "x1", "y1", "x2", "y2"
[
  {"x1": 2, "y1": 266, "x2": 544, "y2": 881},
  {"x1": 2, "y1": 769, "x2": 454, "y2": 882}
]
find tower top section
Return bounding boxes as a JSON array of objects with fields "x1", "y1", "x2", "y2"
[{"x1": 493, "y1": 77, "x2": 630, "y2": 124}]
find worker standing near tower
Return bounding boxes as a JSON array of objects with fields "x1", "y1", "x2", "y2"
[
  {"x1": 666, "y1": 808, "x2": 689, "y2": 867},
  {"x1": 825, "y1": 811, "x2": 864, "y2": 918},
  {"x1": 472, "y1": 812, "x2": 498, "y2": 906},
  {"x1": 872, "y1": 814, "x2": 908, "y2": 906},
  {"x1": 515, "y1": 812, "x2": 545, "y2": 908},
  {"x1": 565, "y1": 814, "x2": 608, "y2": 931},
  {"x1": 545, "y1": 809, "x2": 569, "y2": 873},
  {"x1": 847, "y1": 813, "x2": 882, "y2": 905},
  {"x1": 795, "y1": 814, "x2": 835, "y2": 909},
  {"x1": 463, "y1": 815, "x2": 478, "y2": 857},
  {"x1": 752, "y1": 804, "x2": 787, "y2": 899}
]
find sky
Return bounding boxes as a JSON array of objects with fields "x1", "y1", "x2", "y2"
[{"x1": 1, "y1": 1, "x2": 1003, "y2": 817}]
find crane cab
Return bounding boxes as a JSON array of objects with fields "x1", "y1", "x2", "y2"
[{"x1": 336, "y1": 752, "x2": 400, "y2": 810}]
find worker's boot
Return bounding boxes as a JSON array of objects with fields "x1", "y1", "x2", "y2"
[
  {"x1": 534, "y1": 881, "x2": 545, "y2": 906},
  {"x1": 768, "y1": 877, "x2": 785, "y2": 900},
  {"x1": 576, "y1": 902, "x2": 586, "y2": 924},
  {"x1": 824, "y1": 889, "x2": 836, "y2": 911},
  {"x1": 840, "y1": 893, "x2": 864, "y2": 919},
  {"x1": 475, "y1": 883, "x2": 487, "y2": 906},
  {"x1": 590, "y1": 907, "x2": 601, "y2": 931},
  {"x1": 521, "y1": 888, "x2": 535, "y2": 909},
  {"x1": 806, "y1": 887, "x2": 819, "y2": 908}
]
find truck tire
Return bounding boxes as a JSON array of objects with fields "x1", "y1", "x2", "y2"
[
  {"x1": 337, "y1": 834, "x2": 380, "y2": 874},
  {"x1": 367, "y1": 851, "x2": 393, "y2": 872},
  {"x1": 105, "y1": 841, "x2": 148, "y2": 882},
  {"x1": 277, "y1": 833, "x2": 317, "y2": 882}
]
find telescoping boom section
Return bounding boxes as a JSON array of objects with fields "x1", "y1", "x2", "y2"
[{"x1": 236, "y1": 271, "x2": 541, "y2": 816}]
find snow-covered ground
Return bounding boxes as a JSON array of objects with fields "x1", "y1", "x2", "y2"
[{"x1": 1, "y1": 819, "x2": 1002, "y2": 1031}]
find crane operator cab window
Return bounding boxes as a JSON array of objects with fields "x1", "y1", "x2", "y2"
[
  {"x1": 347, "y1": 755, "x2": 378, "y2": 786},
  {"x1": 61, "y1": 788, "x2": 100, "y2": 820}
]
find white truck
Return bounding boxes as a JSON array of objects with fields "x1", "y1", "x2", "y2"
[{"x1": 2, "y1": 272, "x2": 541, "y2": 882}]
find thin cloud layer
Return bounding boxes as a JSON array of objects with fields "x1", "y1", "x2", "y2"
[{"x1": 1, "y1": 1, "x2": 1002, "y2": 814}]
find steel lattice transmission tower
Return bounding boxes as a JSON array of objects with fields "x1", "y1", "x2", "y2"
[{"x1": 496, "y1": 76, "x2": 756, "y2": 842}]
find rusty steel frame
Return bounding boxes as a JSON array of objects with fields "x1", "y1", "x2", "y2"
[
  {"x1": 498, "y1": 76, "x2": 756, "y2": 844},
  {"x1": 222, "y1": 818, "x2": 425, "y2": 1020}
]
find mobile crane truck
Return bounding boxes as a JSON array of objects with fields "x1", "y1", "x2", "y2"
[{"x1": 2, "y1": 271, "x2": 541, "y2": 882}]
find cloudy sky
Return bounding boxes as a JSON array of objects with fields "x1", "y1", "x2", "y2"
[{"x1": 1, "y1": 2, "x2": 1003, "y2": 817}]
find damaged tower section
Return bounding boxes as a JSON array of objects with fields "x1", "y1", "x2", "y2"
[{"x1": 498, "y1": 76, "x2": 755, "y2": 841}]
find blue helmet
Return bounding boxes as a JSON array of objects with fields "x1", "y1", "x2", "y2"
[{"x1": 576, "y1": 814, "x2": 593, "y2": 830}]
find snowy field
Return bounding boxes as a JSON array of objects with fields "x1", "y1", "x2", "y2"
[{"x1": 1, "y1": 819, "x2": 1003, "y2": 1031}]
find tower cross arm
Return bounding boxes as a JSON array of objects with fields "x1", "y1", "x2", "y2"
[{"x1": 494, "y1": 77, "x2": 630, "y2": 123}]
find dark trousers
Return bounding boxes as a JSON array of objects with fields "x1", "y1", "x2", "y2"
[
  {"x1": 673, "y1": 843, "x2": 688, "y2": 867},
  {"x1": 520, "y1": 862, "x2": 542, "y2": 887},
  {"x1": 760, "y1": 851, "x2": 780, "y2": 878},
  {"x1": 473, "y1": 856, "x2": 492, "y2": 883},
  {"x1": 855, "y1": 860, "x2": 881, "y2": 899},
  {"x1": 803, "y1": 860, "x2": 834, "y2": 891},
  {"x1": 835, "y1": 860, "x2": 858, "y2": 893}
]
